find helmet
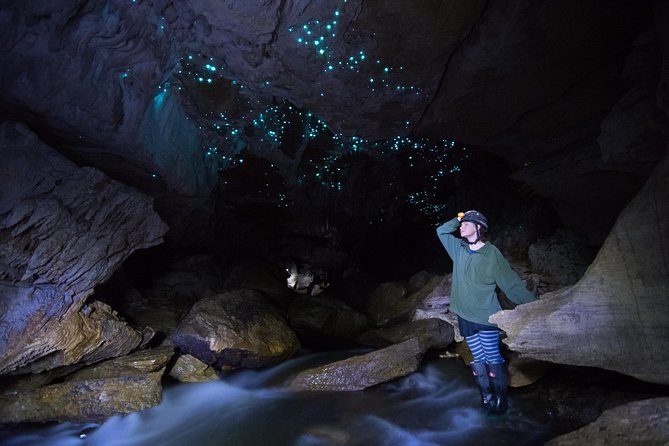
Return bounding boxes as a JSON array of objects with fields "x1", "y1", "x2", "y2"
[{"x1": 461, "y1": 210, "x2": 488, "y2": 230}]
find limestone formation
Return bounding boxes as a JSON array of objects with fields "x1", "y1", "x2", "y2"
[
  {"x1": 3, "y1": 300, "x2": 143, "y2": 375},
  {"x1": 0, "y1": 1, "x2": 661, "y2": 247},
  {"x1": 546, "y1": 398, "x2": 669, "y2": 446},
  {"x1": 0, "y1": 123, "x2": 168, "y2": 375},
  {"x1": 365, "y1": 281, "x2": 416, "y2": 327},
  {"x1": 491, "y1": 148, "x2": 669, "y2": 385},
  {"x1": 172, "y1": 289, "x2": 301, "y2": 369},
  {"x1": 287, "y1": 295, "x2": 368, "y2": 347},
  {"x1": 0, "y1": 0, "x2": 667, "y2": 438},
  {"x1": 168, "y1": 354, "x2": 219, "y2": 383},
  {"x1": 0, "y1": 371, "x2": 164, "y2": 424},
  {"x1": 289, "y1": 337, "x2": 425, "y2": 391},
  {"x1": 0, "y1": 347, "x2": 173, "y2": 423}
]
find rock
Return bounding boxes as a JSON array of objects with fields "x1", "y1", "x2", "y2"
[
  {"x1": 452, "y1": 341, "x2": 473, "y2": 364},
  {"x1": 287, "y1": 296, "x2": 368, "y2": 348},
  {"x1": 408, "y1": 270, "x2": 435, "y2": 293},
  {"x1": 222, "y1": 263, "x2": 294, "y2": 309},
  {"x1": 528, "y1": 230, "x2": 594, "y2": 287},
  {"x1": 146, "y1": 255, "x2": 225, "y2": 303},
  {"x1": 365, "y1": 281, "x2": 419, "y2": 327},
  {"x1": 506, "y1": 353, "x2": 555, "y2": 388},
  {"x1": 0, "y1": 365, "x2": 81, "y2": 396},
  {"x1": 490, "y1": 148, "x2": 669, "y2": 385},
  {"x1": 0, "y1": 344, "x2": 172, "y2": 424},
  {"x1": 411, "y1": 274, "x2": 461, "y2": 341},
  {"x1": 320, "y1": 269, "x2": 378, "y2": 313},
  {"x1": 2, "y1": 300, "x2": 144, "y2": 375},
  {"x1": 358, "y1": 318, "x2": 454, "y2": 351},
  {"x1": 100, "y1": 256, "x2": 226, "y2": 335},
  {"x1": 169, "y1": 354, "x2": 219, "y2": 383},
  {"x1": 289, "y1": 338, "x2": 426, "y2": 391},
  {"x1": 418, "y1": 274, "x2": 452, "y2": 308},
  {"x1": 172, "y1": 289, "x2": 300, "y2": 369},
  {"x1": 64, "y1": 345, "x2": 174, "y2": 382},
  {"x1": 0, "y1": 123, "x2": 168, "y2": 375},
  {"x1": 546, "y1": 398, "x2": 669, "y2": 446},
  {"x1": 0, "y1": 370, "x2": 164, "y2": 424},
  {"x1": 0, "y1": 0, "x2": 663, "y2": 274}
]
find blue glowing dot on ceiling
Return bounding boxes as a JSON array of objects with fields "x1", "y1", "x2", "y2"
[{"x1": 283, "y1": 2, "x2": 425, "y2": 96}]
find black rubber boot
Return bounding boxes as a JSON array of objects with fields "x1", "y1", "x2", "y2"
[
  {"x1": 470, "y1": 362, "x2": 493, "y2": 411},
  {"x1": 487, "y1": 362, "x2": 509, "y2": 415}
]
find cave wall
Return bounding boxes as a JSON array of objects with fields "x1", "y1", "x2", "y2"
[
  {"x1": 491, "y1": 144, "x2": 669, "y2": 385},
  {"x1": 0, "y1": 122, "x2": 168, "y2": 374},
  {"x1": 1, "y1": 0, "x2": 665, "y2": 251},
  {"x1": 0, "y1": 0, "x2": 668, "y2": 384}
]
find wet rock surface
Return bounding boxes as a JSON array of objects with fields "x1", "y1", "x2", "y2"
[
  {"x1": 0, "y1": 346, "x2": 173, "y2": 423},
  {"x1": 0, "y1": 370, "x2": 164, "y2": 424},
  {"x1": 168, "y1": 354, "x2": 219, "y2": 383},
  {"x1": 172, "y1": 289, "x2": 301, "y2": 369},
  {"x1": 289, "y1": 337, "x2": 425, "y2": 391}
]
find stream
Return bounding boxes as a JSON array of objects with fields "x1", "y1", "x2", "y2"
[{"x1": 0, "y1": 351, "x2": 565, "y2": 446}]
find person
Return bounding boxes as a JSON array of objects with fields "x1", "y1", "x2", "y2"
[{"x1": 436, "y1": 210, "x2": 537, "y2": 415}]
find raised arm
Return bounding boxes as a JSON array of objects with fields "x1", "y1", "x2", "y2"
[{"x1": 436, "y1": 217, "x2": 463, "y2": 259}]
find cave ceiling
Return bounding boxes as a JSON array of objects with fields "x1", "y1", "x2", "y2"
[{"x1": 0, "y1": 0, "x2": 666, "y2": 254}]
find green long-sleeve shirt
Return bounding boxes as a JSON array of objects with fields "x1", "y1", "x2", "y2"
[{"x1": 436, "y1": 217, "x2": 537, "y2": 326}]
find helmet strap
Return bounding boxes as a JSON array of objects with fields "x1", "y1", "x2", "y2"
[{"x1": 467, "y1": 226, "x2": 482, "y2": 244}]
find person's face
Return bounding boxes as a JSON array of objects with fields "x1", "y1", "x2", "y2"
[{"x1": 459, "y1": 221, "x2": 478, "y2": 239}]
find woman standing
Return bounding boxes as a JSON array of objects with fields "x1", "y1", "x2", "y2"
[{"x1": 436, "y1": 210, "x2": 537, "y2": 415}]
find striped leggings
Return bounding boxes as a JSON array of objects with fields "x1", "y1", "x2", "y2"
[{"x1": 465, "y1": 331, "x2": 504, "y2": 364}]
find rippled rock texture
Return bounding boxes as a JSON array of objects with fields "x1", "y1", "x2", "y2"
[
  {"x1": 0, "y1": 123, "x2": 168, "y2": 376},
  {"x1": 491, "y1": 148, "x2": 669, "y2": 385}
]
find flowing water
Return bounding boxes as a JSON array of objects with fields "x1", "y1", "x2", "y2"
[{"x1": 0, "y1": 351, "x2": 563, "y2": 446}]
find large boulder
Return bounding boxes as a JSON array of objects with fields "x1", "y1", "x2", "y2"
[
  {"x1": 0, "y1": 346, "x2": 172, "y2": 423},
  {"x1": 0, "y1": 123, "x2": 168, "y2": 375},
  {"x1": 287, "y1": 295, "x2": 368, "y2": 348},
  {"x1": 365, "y1": 281, "x2": 424, "y2": 327},
  {"x1": 289, "y1": 337, "x2": 425, "y2": 391},
  {"x1": 0, "y1": 372, "x2": 164, "y2": 424},
  {"x1": 172, "y1": 289, "x2": 300, "y2": 369},
  {"x1": 546, "y1": 398, "x2": 669, "y2": 446},
  {"x1": 168, "y1": 354, "x2": 219, "y2": 383},
  {"x1": 491, "y1": 147, "x2": 669, "y2": 385},
  {"x1": 2, "y1": 300, "x2": 145, "y2": 376}
]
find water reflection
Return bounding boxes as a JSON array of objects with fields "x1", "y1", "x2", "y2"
[{"x1": 1, "y1": 352, "x2": 553, "y2": 446}]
